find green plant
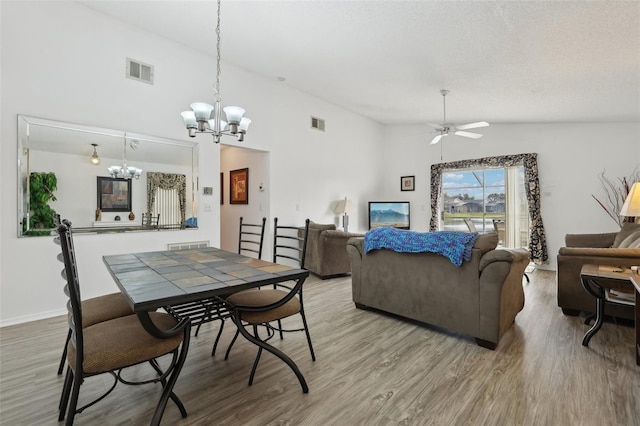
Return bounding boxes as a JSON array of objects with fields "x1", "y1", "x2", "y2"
[
  {"x1": 592, "y1": 167, "x2": 640, "y2": 227},
  {"x1": 25, "y1": 171, "x2": 58, "y2": 234}
]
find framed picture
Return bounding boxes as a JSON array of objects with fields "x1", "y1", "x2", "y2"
[
  {"x1": 230, "y1": 168, "x2": 249, "y2": 204},
  {"x1": 220, "y1": 172, "x2": 224, "y2": 205},
  {"x1": 97, "y1": 177, "x2": 132, "y2": 212},
  {"x1": 401, "y1": 175, "x2": 415, "y2": 191}
]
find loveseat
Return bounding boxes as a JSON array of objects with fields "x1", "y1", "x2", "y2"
[
  {"x1": 557, "y1": 222, "x2": 640, "y2": 319},
  {"x1": 303, "y1": 222, "x2": 364, "y2": 279},
  {"x1": 346, "y1": 232, "x2": 529, "y2": 349}
]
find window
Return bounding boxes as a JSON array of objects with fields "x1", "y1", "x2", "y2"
[
  {"x1": 429, "y1": 153, "x2": 548, "y2": 265},
  {"x1": 441, "y1": 166, "x2": 529, "y2": 248}
]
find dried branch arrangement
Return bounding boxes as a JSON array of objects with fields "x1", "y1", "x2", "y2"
[{"x1": 592, "y1": 166, "x2": 640, "y2": 227}]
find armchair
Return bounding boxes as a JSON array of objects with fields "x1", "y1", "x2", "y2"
[
  {"x1": 303, "y1": 222, "x2": 364, "y2": 279},
  {"x1": 557, "y1": 222, "x2": 640, "y2": 319}
]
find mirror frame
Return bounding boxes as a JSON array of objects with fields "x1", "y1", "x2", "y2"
[{"x1": 17, "y1": 114, "x2": 199, "y2": 236}]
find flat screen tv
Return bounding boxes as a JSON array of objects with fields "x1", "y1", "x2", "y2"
[{"x1": 368, "y1": 201, "x2": 410, "y2": 230}]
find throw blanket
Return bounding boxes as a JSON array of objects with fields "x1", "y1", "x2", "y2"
[{"x1": 364, "y1": 227, "x2": 479, "y2": 267}]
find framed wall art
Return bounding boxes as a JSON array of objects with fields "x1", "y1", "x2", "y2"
[
  {"x1": 401, "y1": 175, "x2": 415, "y2": 191},
  {"x1": 230, "y1": 168, "x2": 249, "y2": 204},
  {"x1": 220, "y1": 172, "x2": 224, "y2": 205},
  {"x1": 97, "y1": 176, "x2": 132, "y2": 212}
]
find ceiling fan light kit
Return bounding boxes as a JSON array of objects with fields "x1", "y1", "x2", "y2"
[{"x1": 428, "y1": 89, "x2": 489, "y2": 145}]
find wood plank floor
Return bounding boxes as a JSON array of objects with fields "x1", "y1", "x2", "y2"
[{"x1": 1, "y1": 270, "x2": 639, "y2": 425}]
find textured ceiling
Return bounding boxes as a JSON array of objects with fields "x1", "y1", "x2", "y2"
[{"x1": 78, "y1": 0, "x2": 640, "y2": 125}]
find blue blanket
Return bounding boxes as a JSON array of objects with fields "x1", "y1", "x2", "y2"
[{"x1": 364, "y1": 227, "x2": 479, "y2": 266}]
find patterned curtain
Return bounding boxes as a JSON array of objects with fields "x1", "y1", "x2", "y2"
[
  {"x1": 146, "y1": 172, "x2": 187, "y2": 225},
  {"x1": 429, "y1": 153, "x2": 548, "y2": 264}
]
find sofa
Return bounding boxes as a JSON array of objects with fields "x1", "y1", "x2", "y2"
[
  {"x1": 557, "y1": 222, "x2": 640, "y2": 319},
  {"x1": 303, "y1": 222, "x2": 364, "y2": 279},
  {"x1": 346, "y1": 232, "x2": 529, "y2": 349}
]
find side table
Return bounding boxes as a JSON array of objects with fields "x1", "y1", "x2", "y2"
[
  {"x1": 580, "y1": 264, "x2": 634, "y2": 347},
  {"x1": 630, "y1": 272, "x2": 640, "y2": 366}
]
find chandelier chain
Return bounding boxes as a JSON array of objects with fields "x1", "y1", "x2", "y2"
[{"x1": 215, "y1": 0, "x2": 222, "y2": 102}]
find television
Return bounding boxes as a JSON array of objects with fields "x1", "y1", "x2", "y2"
[{"x1": 368, "y1": 201, "x2": 410, "y2": 230}]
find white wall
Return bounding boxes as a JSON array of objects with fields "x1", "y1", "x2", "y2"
[
  {"x1": 0, "y1": 1, "x2": 384, "y2": 325},
  {"x1": 379, "y1": 123, "x2": 640, "y2": 270}
]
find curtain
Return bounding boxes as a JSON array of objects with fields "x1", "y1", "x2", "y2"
[
  {"x1": 429, "y1": 153, "x2": 548, "y2": 264},
  {"x1": 146, "y1": 172, "x2": 187, "y2": 226}
]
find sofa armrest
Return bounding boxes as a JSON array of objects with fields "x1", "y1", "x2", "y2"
[
  {"x1": 479, "y1": 248, "x2": 528, "y2": 272},
  {"x1": 322, "y1": 230, "x2": 365, "y2": 240},
  {"x1": 347, "y1": 237, "x2": 365, "y2": 257},
  {"x1": 564, "y1": 233, "x2": 616, "y2": 248},
  {"x1": 557, "y1": 247, "x2": 640, "y2": 258}
]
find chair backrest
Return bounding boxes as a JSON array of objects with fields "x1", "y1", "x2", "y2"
[
  {"x1": 273, "y1": 218, "x2": 310, "y2": 268},
  {"x1": 238, "y1": 217, "x2": 266, "y2": 259},
  {"x1": 142, "y1": 213, "x2": 160, "y2": 227},
  {"x1": 56, "y1": 220, "x2": 84, "y2": 372},
  {"x1": 463, "y1": 217, "x2": 477, "y2": 232}
]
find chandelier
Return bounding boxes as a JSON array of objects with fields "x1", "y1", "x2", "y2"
[
  {"x1": 181, "y1": 0, "x2": 251, "y2": 143},
  {"x1": 108, "y1": 136, "x2": 142, "y2": 179}
]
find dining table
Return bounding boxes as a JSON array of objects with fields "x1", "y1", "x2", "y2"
[{"x1": 102, "y1": 246, "x2": 311, "y2": 390}]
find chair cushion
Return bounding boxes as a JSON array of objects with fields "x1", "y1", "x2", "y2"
[
  {"x1": 226, "y1": 289, "x2": 301, "y2": 324},
  {"x1": 613, "y1": 222, "x2": 640, "y2": 247},
  {"x1": 68, "y1": 312, "x2": 182, "y2": 374},
  {"x1": 81, "y1": 292, "x2": 133, "y2": 328}
]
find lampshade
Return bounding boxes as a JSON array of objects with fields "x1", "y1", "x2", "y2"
[
  {"x1": 334, "y1": 197, "x2": 354, "y2": 214},
  {"x1": 190, "y1": 103, "x2": 215, "y2": 121},
  {"x1": 223, "y1": 106, "x2": 246, "y2": 124},
  {"x1": 620, "y1": 182, "x2": 640, "y2": 217},
  {"x1": 238, "y1": 117, "x2": 252, "y2": 132},
  {"x1": 181, "y1": 111, "x2": 197, "y2": 129}
]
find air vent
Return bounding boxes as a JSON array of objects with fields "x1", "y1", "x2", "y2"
[
  {"x1": 311, "y1": 116, "x2": 325, "y2": 131},
  {"x1": 126, "y1": 57, "x2": 154, "y2": 85},
  {"x1": 167, "y1": 241, "x2": 210, "y2": 250}
]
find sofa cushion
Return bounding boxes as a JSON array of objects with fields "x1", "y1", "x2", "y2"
[
  {"x1": 616, "y1": 230, "x2": 640, "y2": 248},
  {"x1": 474, "y1": 233, "x2": 499, "y2": 255},
  {"x1": 612, "y1": 222, "x2": 640, "y2": 247},
  {"x1": 309, "y1": 221, "x2": 336, "y2": 231}
]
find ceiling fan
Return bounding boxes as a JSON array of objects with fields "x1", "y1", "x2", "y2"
[{"x1": 427, "y1": 89, "x2": 489, "y2": 145}]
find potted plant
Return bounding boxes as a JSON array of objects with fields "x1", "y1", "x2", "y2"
[{"x1": 24, "y1": 171, "x2": 58, "y2": 235}]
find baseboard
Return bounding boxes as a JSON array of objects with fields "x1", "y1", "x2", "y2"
[{"x1": 0, "y1": 308, "x2": 66, "y2": 328}]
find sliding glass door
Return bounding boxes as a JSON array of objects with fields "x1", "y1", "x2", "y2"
[{"x1": 441, "y1": 165, "x2": 529, "y2": 248}]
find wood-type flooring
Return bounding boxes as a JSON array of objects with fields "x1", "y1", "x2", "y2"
[{"x1": 1, "y1": 270, "x2": 639, "y2": 425}]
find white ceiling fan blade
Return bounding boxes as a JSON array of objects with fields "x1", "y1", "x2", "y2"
[
  {"x1": 426, "y1": 122, "x2": 444, "y2": 130},
  {"x1": 456, "y1": 121, "x2": 489, "y2": 131},
  {"x1": 430, "y1": 134, "x2": 444, "y2": 145},
  {"x1": 454, "y1": 131, "x2": 483, "y2": 139}
]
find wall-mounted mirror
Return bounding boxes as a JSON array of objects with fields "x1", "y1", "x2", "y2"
[{"x1": 18, "y1": 115, "x2": 199, "y2": 236}]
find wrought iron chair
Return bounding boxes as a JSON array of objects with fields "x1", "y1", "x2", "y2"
[
  {"x1": 142, "y1": 213, "x2": 160, "y2": 228},
  {"x1": 196, "y1": 217, "x2": 267, "y2": 354},
  {"x1": 238, "y1": 216, "x2": 267, "y2": 258},
  {"x1": 223, "y1": 218, "x2": 315, "y2": 392},
  {"x1": 56, "y1": 221, "x2": 191, "y2": 425},
  {"x1": 54, "y1": 216, "x2": 133, "y2": 375}
]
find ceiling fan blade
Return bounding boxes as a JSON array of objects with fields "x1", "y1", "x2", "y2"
[
  {"x1": 430, "y1": 134, "x2": 444, "y2": 145},
  {"x1": 456, "y1": 121, "x2": 489, "y2": 130},
  {"x1": 454, "y1": 131, "x2": 483, "y2": 139},
  {"x1": 426, "y1": 122, "x2": 445, "y2": 130}
]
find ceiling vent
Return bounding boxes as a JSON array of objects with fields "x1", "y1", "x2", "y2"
[
  {"x1": 311, "y1": 116, "x2": 325, "y2": 132},
  {"x1": 126, "y1": 57, "x2": 154, "y2": 85}
]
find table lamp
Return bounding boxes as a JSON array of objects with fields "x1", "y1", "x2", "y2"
[
  {"x1": 620, "y1": 182, "x2": 640, "y2": 223},
  {"x1": 334, "y1": 197, "x2": 354, "y2": 232}
]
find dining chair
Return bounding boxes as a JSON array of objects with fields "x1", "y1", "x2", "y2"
[
  {"x1": 238, "y1": 216, "x2": 267, "y2": 258},
  {"x1": 56, "y1": 221, "x2": 191, "y2": 425},
  {"x1": 492, "y1": 218, "x2": 530, "y2": 283},
  {"x1": 197, "y1": 217, "x2": 267, "y2": 353},
  {"x1": 223, "y1": 218, "x2": 315, "y2": 391},
  {"x1": 142, "y1": 212, "x2": 160, "y2": 228},
  {"x1": 463, "y1": 217, "x2": 478, "y2": 232},
  {"x1": 54, "y1": 216, "x2": 134, "y2": 375}
]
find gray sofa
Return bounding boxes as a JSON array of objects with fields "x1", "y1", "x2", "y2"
[
  {"x1": 303, "y1": 222, "x2": 364, "y2": 279},
  {"x1": 346, "y1": 233, "x2": 529, "y2": 349},
  {"x1": 557, "y1": 222, "x2": 640, "y2": 319}
]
